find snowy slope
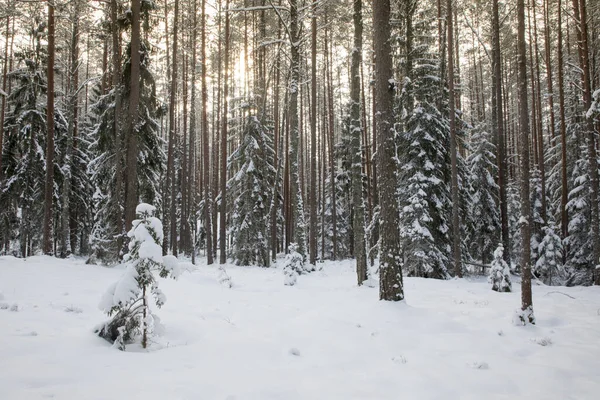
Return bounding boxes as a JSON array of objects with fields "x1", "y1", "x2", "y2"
[{"x1": 1, "y1": 255, "x2": 599, "y2": 400}]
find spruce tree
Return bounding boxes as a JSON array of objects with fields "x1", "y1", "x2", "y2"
[
  {"x1": 534, "y1": 224, "x2": 565, "y2": 286},
  {"x1": 228, "y1": 116, "x2": 276, "y2": 267},
  {"x1": 489, "y1": 244, "x2": 512, "y2": 292},
  {"x1": 98, "y1": 203, "x2": 179, "y2": 350}
]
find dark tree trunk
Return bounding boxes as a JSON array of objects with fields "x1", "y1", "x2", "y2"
[
  {"x1": 517, "y1": 0, "x2": 534, "y2": 322},
  {"x1": 309, "y1": 4, "x2": 317, "y2": 266},
  {"x1": 447, "y1": 0, "x2": 462, "y2": 277},
  {"x1": 219, "y1": 0, "x2": 230, "y2": 264},
  {"x1": 492, "y1": 0, "x2": 510, "y2": 264},
  {"x1": 43, "y1": 0, "x2": 56, "y2": 254},
  {"x1": 374, "y1": 0, "x2": 404, "y2": 301},
  {"x1": 202, "y1": 0, "x2": 213, "y2": 264},
  {"x1": 351, "y1": 0, "x2": 367, "y2": 284},
  {"x1": 125, "y1": 0, "x2": 141, "y2": 231}
]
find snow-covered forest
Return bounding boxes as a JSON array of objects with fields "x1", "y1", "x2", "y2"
[{"x1": 1, "y1": 0, "x2": 600, "y2": 397}]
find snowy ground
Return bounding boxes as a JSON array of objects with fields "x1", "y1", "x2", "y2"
[{"x1": 1, "y1": 256, "x2": 599, "y2": 400}]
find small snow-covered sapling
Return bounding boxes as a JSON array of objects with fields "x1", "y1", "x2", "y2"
[
  {"x1": 488, "y1": 245, "x2": 512, "y2": 292},
  {"x1": 97, "y1": 203, "x2": 180, "y2": 350},
  {"x1": 283, "y1": 243, "x2": 304, "y2": 286}
]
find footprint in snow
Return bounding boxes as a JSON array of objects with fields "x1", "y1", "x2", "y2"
[
  {"x1": 289, "y1": 347, "x2": 301, "y2": 356},
  {"x1": 391, "y1": 356, "x2": 407, "y2": 364},
  {"x1": 469, "y1": 361, "x2": 489, "y2": 370}
]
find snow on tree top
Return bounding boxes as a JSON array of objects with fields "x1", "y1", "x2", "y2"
[{"x1": 136, "y1": 203, "x2": 156, "y2": 216}]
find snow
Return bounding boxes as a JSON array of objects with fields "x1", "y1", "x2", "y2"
[{"x1": 1, "y1": 255, "x2": 600, "y2": 399}]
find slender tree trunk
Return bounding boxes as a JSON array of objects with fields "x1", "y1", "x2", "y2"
[
  {"x1": 289, "y1": 0, "x2": 307, "y2": 256},
  {"x1": 43, "y1": 0, "x2": 56, "y2": 254},
  {"x1": 201, "y1": 0, "x2": 213, "y2": 264},
  {"x1": 517, "y1": 0, "x2": 534, "y2": 322},
  {"x1": 0, "y1": 15, "x2": 9, "y2": 182},
  {"x1": 557, "y1": 0, "x2": 569, "y2": 240},
  {"x1": 125, "y1": 0, "x2": 141, "y2": 231},
  {"x1": 492, "y1": 0, "x2": 510, "y2": 264},
  {"x1": 189, "y1": 0, "x2": 199, "y2": 265},
  {"x1": 351, "y1": 0, "x2": 367, "y2": 284},
  {"x1": 60, "y1": 2, "x2": 81, "y2": 257},
  {"x1": 309, "y1": 4, "x2": 318, "y2": 266},
  {"x1": 374, "y1": 0, "x2": 404, "y2": 301},
  {"x1": 165, "y1": 0, "x2": 179, "y2": 255},
  {"x1": 447, "y1": 0, "x2": 462, "y2": 277},
  {"x1": 219, "y1": 0, "x2": 230, "y2": 264}
]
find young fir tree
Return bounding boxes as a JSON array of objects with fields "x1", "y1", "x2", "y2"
[
  {"x1": 534, "y1": 224, "x2": 565, "y2": 286},
  {"x1": 467, "y1": 124, "x2": 500, "y2": 265},
  {"x1": 98, "y1": 203, "x2": 179, "y2": 350},
  {"x1": 283, "y1": 242, "x2": 303, "y2": 286},
  {"x1": 489, "y1": 244, "x2": 512, "y2": 292},
  {"x1": 529, "y1": 168, "x2": 545, "y2": 265},
  {"x1": 228, "y1": 116, "x2": 276, "y2": 267}
]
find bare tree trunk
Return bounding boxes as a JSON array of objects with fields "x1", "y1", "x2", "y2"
[
  {"x1": 492, "y1": 0, "x2": 510, "y2": 264},
  {"x1": 60, "y1": 1, "x2": 81, "y2": 257},
  {"x1": 219, "y1": 0, "x2": 230, "y2": 264},
  {"x1": 557, "y1": 0, "x2": 569, "y2": 240},
  {"x1": 165, "y1": 0, "x2": 179, "y2": 255},
  {"x1": 189, "y1": 0, "x2": 199, "y2": 264},
  {"x1": 289, "y1": 0, "x2": 307, "y2": 257},
  {"x1": 374, "y1": 0, "x2": 404, "y2": 301},
  {"x1": 0, "y1": 15, "x2": 8, "y2": 182},
  {"x1": 309, "y1": 4, "x2": 317, "y2": 266},
  {"x1": 447, "y1": 0, "x2": 462, "y2": 277},
  {"x1": 125, "y1": 0, "x2": 141, "y2": 231},
  {"x1": 201, "y1": 0, "x2": 213, "y2": 265},
  {"x1": 517, "y1": 0, "x2": 534, "y2": 322},
  {"x1": 43, "y1": 0, "x2": 56, "y2": 254},
  {"x1": 350, "y1": 0, "x2": 367, "y2": 284}
]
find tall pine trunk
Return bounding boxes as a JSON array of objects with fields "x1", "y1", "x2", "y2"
[
  {"x1": 517, "y1": 0, "x2": 535, "y2": 322},
  {"x1": 374, "y1": 0, "x2": 404, "y2": 301},
  {"x1": 351, "y1": 0, "x2": 367, "y2": 284},
  {"x1": 43, "y1": 0, "x2": 56, "y2": 254}
]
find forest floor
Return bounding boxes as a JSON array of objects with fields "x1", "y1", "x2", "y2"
[{"x1": 1, "y1": 255, "x2": 599, "y2": 400}]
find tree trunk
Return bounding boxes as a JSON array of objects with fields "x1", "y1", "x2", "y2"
[
  {"x1": 557, "y1": 0, "x2": 569, "y2": 240},
  {"x1": 219, "y1": 0, "x2": 230, "y2": 264},
  {"x1": 60, "y1": 2, "x2": 81, "y2": 257},
  {"x1": 165, "y1": 0, "x2": 179, "y2": 255},
  {"x1": 447, "y1": 0, "x2": 462, "y2": 277},
  {"x1": 289, "y1": 0, "x2": 307, "y2": 257},
  {"x1": 374, "y1": 0, "x2": 404, "y2": 301},
  {"x1": 517, "y1": 0, "x2": 534, "y2": 322},
  {"x1": 43, "y1": 0, "x2": 56, "y2": 254},
  {"x1": 351, "y1": 0, "x2": 367, "y2": 284},
  {"x1": 309, "y1": 5, "x2": 317, "y2": 266},
  {"x1": 492, "y1": 0, "x2": 510, "y2": 264},
  {"x1": 201, "y1": 0, "x2": 213, "y2": 265},
  {"x1": 125, "y1": 0, "x2": 141, "y2": 231},
  {"x1": 0, "y1": 16, "x2": 8, "y2": 182}
]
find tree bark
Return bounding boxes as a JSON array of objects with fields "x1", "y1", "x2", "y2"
[
  {"x1": 201, "y1": 0, "x2": 213, "y2": 264},
  {"x1": 447, "y1": 0, "x2": 462, "y2": 277},
  {"x1": 43, "y1": 0, "x2": 56, "y2": 254},
  {"x1": 374, "y1": 0, "x2": 404, "y2": 301},
  {"x1": 517, "y1": 0, "x2": 534, "y2": 321},
  {"x1": 557, "y1": 0, "x2": 569, "y2": 240},
  {"x1": 309, "y1": 3, "x2": 317, "y2": 266},
  {"x1": 351, "y1": 0, "x2": 367, "y2": 284},
  {"x1": 492, "y1": 0, "x2": 510, "y2": 264},
  {"x1": 219, "y1": 0, "x2": 230, "y2": 264},
  {"x1": 125, "y1": 0, "x2": 141, "y2": 231}
]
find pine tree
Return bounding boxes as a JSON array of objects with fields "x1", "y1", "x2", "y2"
[
  {"x1": 283, "y1": 242, "x2": 303, "y2": 286},
  {"x1": 489, "y1": 244, "x2": 512, "y2": 292},
  {"x1": 534, "y1": 224, "x2": 565, "y2": 285},
  {"x1": 1, "y1": 31, "x2": 66, "y2": 256},
  {"x1": 467, "y1": 124, "x2": 500, "y2": 265},
  {"x1": 228, "y1": 116, "x2": 276, "y2": 267},
  {"x1": 97, "y1": 203, "x2": 179, "y2": 350},
  {"x1": 397, "y1": 65, "x2": 452, "y2": 279}
]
